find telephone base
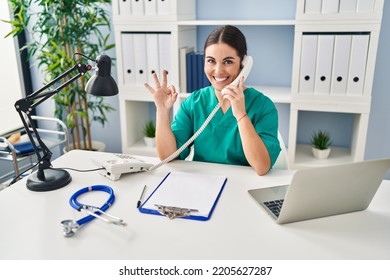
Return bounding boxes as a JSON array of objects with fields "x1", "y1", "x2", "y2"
[{"x1": 91, "y1": 153, "x2": 153, "y2": 181}]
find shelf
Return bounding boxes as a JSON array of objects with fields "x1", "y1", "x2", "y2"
[
  {"x1": 124, "y1": 139, "x2": 158, "y2": 157},
  {"x1": 177, "y1": 20, "x2": 296, "y2": 26},
  {"x1": 293, "y1": 144, "x2": 353, "y2": 168}
]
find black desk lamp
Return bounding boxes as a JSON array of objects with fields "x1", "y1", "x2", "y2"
[{"x1": 14, "y1": 53, "x2": 118, "y2": 192}]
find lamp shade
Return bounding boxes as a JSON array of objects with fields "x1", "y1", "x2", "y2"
[{"x1": 85, "y1": 54, "x2": 118, "y2": 96}]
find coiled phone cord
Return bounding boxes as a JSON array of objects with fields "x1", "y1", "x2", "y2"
[{"x1": 148, "y1": 103, "x2": 221, "y2": 171}]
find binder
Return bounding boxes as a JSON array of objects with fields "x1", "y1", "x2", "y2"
[
  {"x1": 179, "y1": 46, "x2": 194, "y2": 93},
  {"x1": 339, "y1": 0, "x2": 357, "y2": 13},
  {"x1": 133, "y1": 33, "x2": 148, "y2": 86},
  {"x1": 144, "y1": 0, "x2": 157, "y2": 15},
  {"x1": 304, "y1": 0, "x2": 322, "y2": 14},
  {"x1": 121, "y1": 33, "x2": 136, "y2": 85},
  {"x1": 131, "y1": 0, "x2": 145, "y2": 15},
  {"x1": 330, "y1": 35, "x2": 352, "y2": 95},
  {"x1": 119, "y1": 0, "x2": 132, "y2": 16},
  {"x1": 299, "y1": 34, "x2": 318, "y2": 94},
  {"x1": 322, "y1": 0, "x2": 339, "y2": 13},
  {"x1": 139, "y1": 171, "x2": 227, "y2": 221},
  {"x1": 157, "y1": 0, "x2": 170, "y2": 15},
  {"x1": 347, "y1": 34, "x2": 369, "y2": 96},
  {"x1": 158, "y1": 33, "x2": 171, "y2": 79},
  {"x1": 146, "y1": 33, "x2": 160, "y2": 84},
  {"x1": 186, "y1": 51, "x2": 194, "y2": 92},
  {"x1": 191, "y1": 51, "x2": 199, "y2": 91},
  {"x1": 357, "y1": 0, "x2": 375, "y2": 12},
  {"x1": 314, "y1": 35, "x2": 335, "y2": 95}
]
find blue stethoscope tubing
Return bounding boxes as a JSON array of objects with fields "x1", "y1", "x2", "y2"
[{"x1": 70, "y1": 185, "x2": 115, "y2": 226}]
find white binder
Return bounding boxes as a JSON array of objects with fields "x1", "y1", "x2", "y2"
[
  {"x1": 121, "y1": 33, "x2": 136, "y2": 85},
  {"x1": 347, "y1": 34, "x2": 369, "y2": 96},
  {"x1": 357, "y1": 0, "x2": 375, "y2": 12},
  {"x1": 330, "y1": 35, "x2": 352, "y2": 95},
  {"x1": 144, "y1": 0, "x2": 157, "y2": 15},
  {"x1": 157, "y1": 0, "x2": 170, "y2": 15},
  {"x1": 158, "y1": 33, "x2": 171, "y2": 79},
  {"x1": 299, "y1": 34, "x2": 318, "y2": 94},
  {"x1": 146, "y1": 33, "x2": 160, "y2": 84},
  {"x1": 339, "y1": 0, "x2": 357, "y2": 13},
  {"x1": 131, "y1": 0, "x2": 145, "y2": 15},
  {"x1": 133, "y1": 33, "x2": 148, "y2": 86},
  {"x1": 322, "y1": 0, "x2": 339, "y2": 13},
  {"x1": 119, "y1": 0, "x2": 132, "y2": 16},
  {"x1": 314, "y1": 35, "x2": 335, "y2": 95},
  {"x1": 304, "y1": 0, "x2": 322, "y2": 14}
]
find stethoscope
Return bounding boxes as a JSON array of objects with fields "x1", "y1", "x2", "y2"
[{"x1": 61, "y1": 185, "x2": 126, "y2": 237}]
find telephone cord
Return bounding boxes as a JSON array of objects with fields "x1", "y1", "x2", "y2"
[{"x1": 148, "y1": 103, "x2": 221, "y2": 171}]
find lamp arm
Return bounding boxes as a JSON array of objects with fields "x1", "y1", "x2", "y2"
[{"x1": 13, "y1": 62, "x2": 92, "y2": 181}]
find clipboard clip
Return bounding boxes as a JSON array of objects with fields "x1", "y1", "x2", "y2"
[{"x1": 155, "y1": 204, "x2": 199, "y2": 220}]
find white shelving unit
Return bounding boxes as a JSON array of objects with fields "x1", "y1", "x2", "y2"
[
  {"x1": 288, "y1": 0, "x2": 384, "y2": 169},
  {"x1": 112, "y1": 0, "x2": 384, "y2": 168}
]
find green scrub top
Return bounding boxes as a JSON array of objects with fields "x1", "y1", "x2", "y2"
[{"x1": 171, "y1": 86, "x2": 281, "y2": 168}]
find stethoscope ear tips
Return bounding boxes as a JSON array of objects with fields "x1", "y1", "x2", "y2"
[{"x1": 61, "y1": 220, "x2": 79, "y2": 237}]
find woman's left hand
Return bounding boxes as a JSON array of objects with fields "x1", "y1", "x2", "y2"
[{"x1": 221, "y1": 76, "x2": 246, "y2": 120}]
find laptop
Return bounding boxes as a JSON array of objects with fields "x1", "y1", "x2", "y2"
[{"x1": 248, "y1": 158, "x2": 390, "y2": 224}]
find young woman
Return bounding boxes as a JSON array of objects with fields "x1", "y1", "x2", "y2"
[{"x1": 144, "y1": 25, "x2": 281, "y2": 175}]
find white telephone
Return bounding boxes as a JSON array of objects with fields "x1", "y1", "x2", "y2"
[{"x1": 149, "y1": 55, "x2": 253, "y2": 171}]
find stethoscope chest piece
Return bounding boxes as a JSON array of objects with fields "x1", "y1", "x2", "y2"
[{"x1": 61, "y1": 219, "x2": 80, "y2": 237}]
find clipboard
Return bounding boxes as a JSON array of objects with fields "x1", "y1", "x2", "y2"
[{"x1": 139, "y1": 171, "x2": 227, "y2": 221}]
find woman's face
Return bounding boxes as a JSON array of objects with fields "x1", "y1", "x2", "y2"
[{"x1": 204, "y1": 42, "x2": 241, "y2": 93}]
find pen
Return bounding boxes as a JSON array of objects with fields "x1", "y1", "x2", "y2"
[{"x1": 137, "y1": 185, "x2": 147, "y2": 208}]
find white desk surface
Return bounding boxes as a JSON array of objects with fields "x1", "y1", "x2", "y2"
[{"x1": 1, "y1": 150, "x2": 389, "y2": 260}]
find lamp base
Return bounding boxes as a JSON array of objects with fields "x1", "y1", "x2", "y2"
[{"x1": 27, "y1": 168, "x2": 72, "y2": 192}]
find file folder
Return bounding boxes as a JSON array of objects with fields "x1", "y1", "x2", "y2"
[
  {"x1": 133, "y1": 33, "x2": 148, "y2": 86},
  {"x1": 121, "y1": 33, "x2": 136, "y2": 85},
  {"x1": 304, "y1": 0, "x2": 322, "y2": 14},
  {"x1": 158, "y1": 33, "x2": 171, "y2": 78},
  {"x1": 144, "y1": 0, "x2": 157, "y2": 15},
  {"x1": 314, "y1": 35, "x2": 335, "y2": 95},
  {"x1": 131, "y1": 0, "x2": 145, "y2": 15},
  {"x1": 146, "y1": 33, "x2": 160, "y2": 84},
  {"x1": 139, "y1": 172, "x2": 227, "y2": 221},
  {"x1": 119, "y1": 0, "x2": 132, "y2": 16},
  {"x1": 330, "y1": 35, "x2": 352, "y2": 95},
  {"x1": 179, "y1": 46, "x2": 194, "y2": 93},
  {"x1": 347, "y1": 34, "x2": 369, "y2": 96},
  {"x1": 339, "y1": 0, "x2": 357, "y2": 13},
  {"x1": 357, "y1": 0, "x2": 375, "y2": 12},
  {"x1": 322, "y1": 0, "x2": 339, "y2": 13},
  {"x1": 299, "y1": 34, "x2": 318, "y2": 94},
  {"x1": 157, "y1": 0, "x2": 170, "y2": 15}
]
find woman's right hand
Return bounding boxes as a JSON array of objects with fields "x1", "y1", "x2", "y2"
[{"x1": 144, "y1": 70, "x2": 178, "y2": 111}]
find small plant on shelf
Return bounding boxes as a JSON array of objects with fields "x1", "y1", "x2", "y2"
[
  {"x1": 311, "y1": 130, "x2": 332, "y2": 159},
  {"x1": 143, "y1": 121, "x2": 156, "y2": 147}
]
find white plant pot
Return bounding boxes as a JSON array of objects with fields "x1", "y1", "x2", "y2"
[
  {"x1": 63, "y1": 140, "x2": 106, "y2": 153},
  {"x1": 144, "y1": 136, "x2": 156, "y2": 147},
  {"x1": 312, "y1": 147, "x2": 331, "y2": 160}
]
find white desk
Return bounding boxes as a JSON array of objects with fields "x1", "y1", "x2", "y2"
[{"x1": 1, "y1": 150, "x2": 389, "y2": 260}]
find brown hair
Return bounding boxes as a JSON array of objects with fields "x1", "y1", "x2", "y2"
[{"x1": 203, "y1": 25, "x2": 247, "y2": 64}]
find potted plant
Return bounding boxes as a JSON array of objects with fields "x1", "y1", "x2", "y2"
[
  {"x1": 143, "y1": 121, "x2": 156, "y2": 147},
  {"x1": 4, "y1": 0, "x2": 115, "y2": 151},
  {"x1": 311, "y1": 129, "x2": 332, "y2": 159}
]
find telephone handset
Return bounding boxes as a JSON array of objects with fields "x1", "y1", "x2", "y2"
[{"x1": 149, "y1": 56, "x2": 253, "y2": 171}]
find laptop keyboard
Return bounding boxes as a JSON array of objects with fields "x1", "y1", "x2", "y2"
[{"x1": 264, "y1": 199, "x2": 284, "y2": 217}]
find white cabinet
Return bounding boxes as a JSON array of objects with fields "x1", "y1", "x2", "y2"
[
  {"x1": 289, "y1": 0, "x2": 384, "y2": 168},
  {"x1": 112, "y1": 0, "x2": 384, "y2": 168}
]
